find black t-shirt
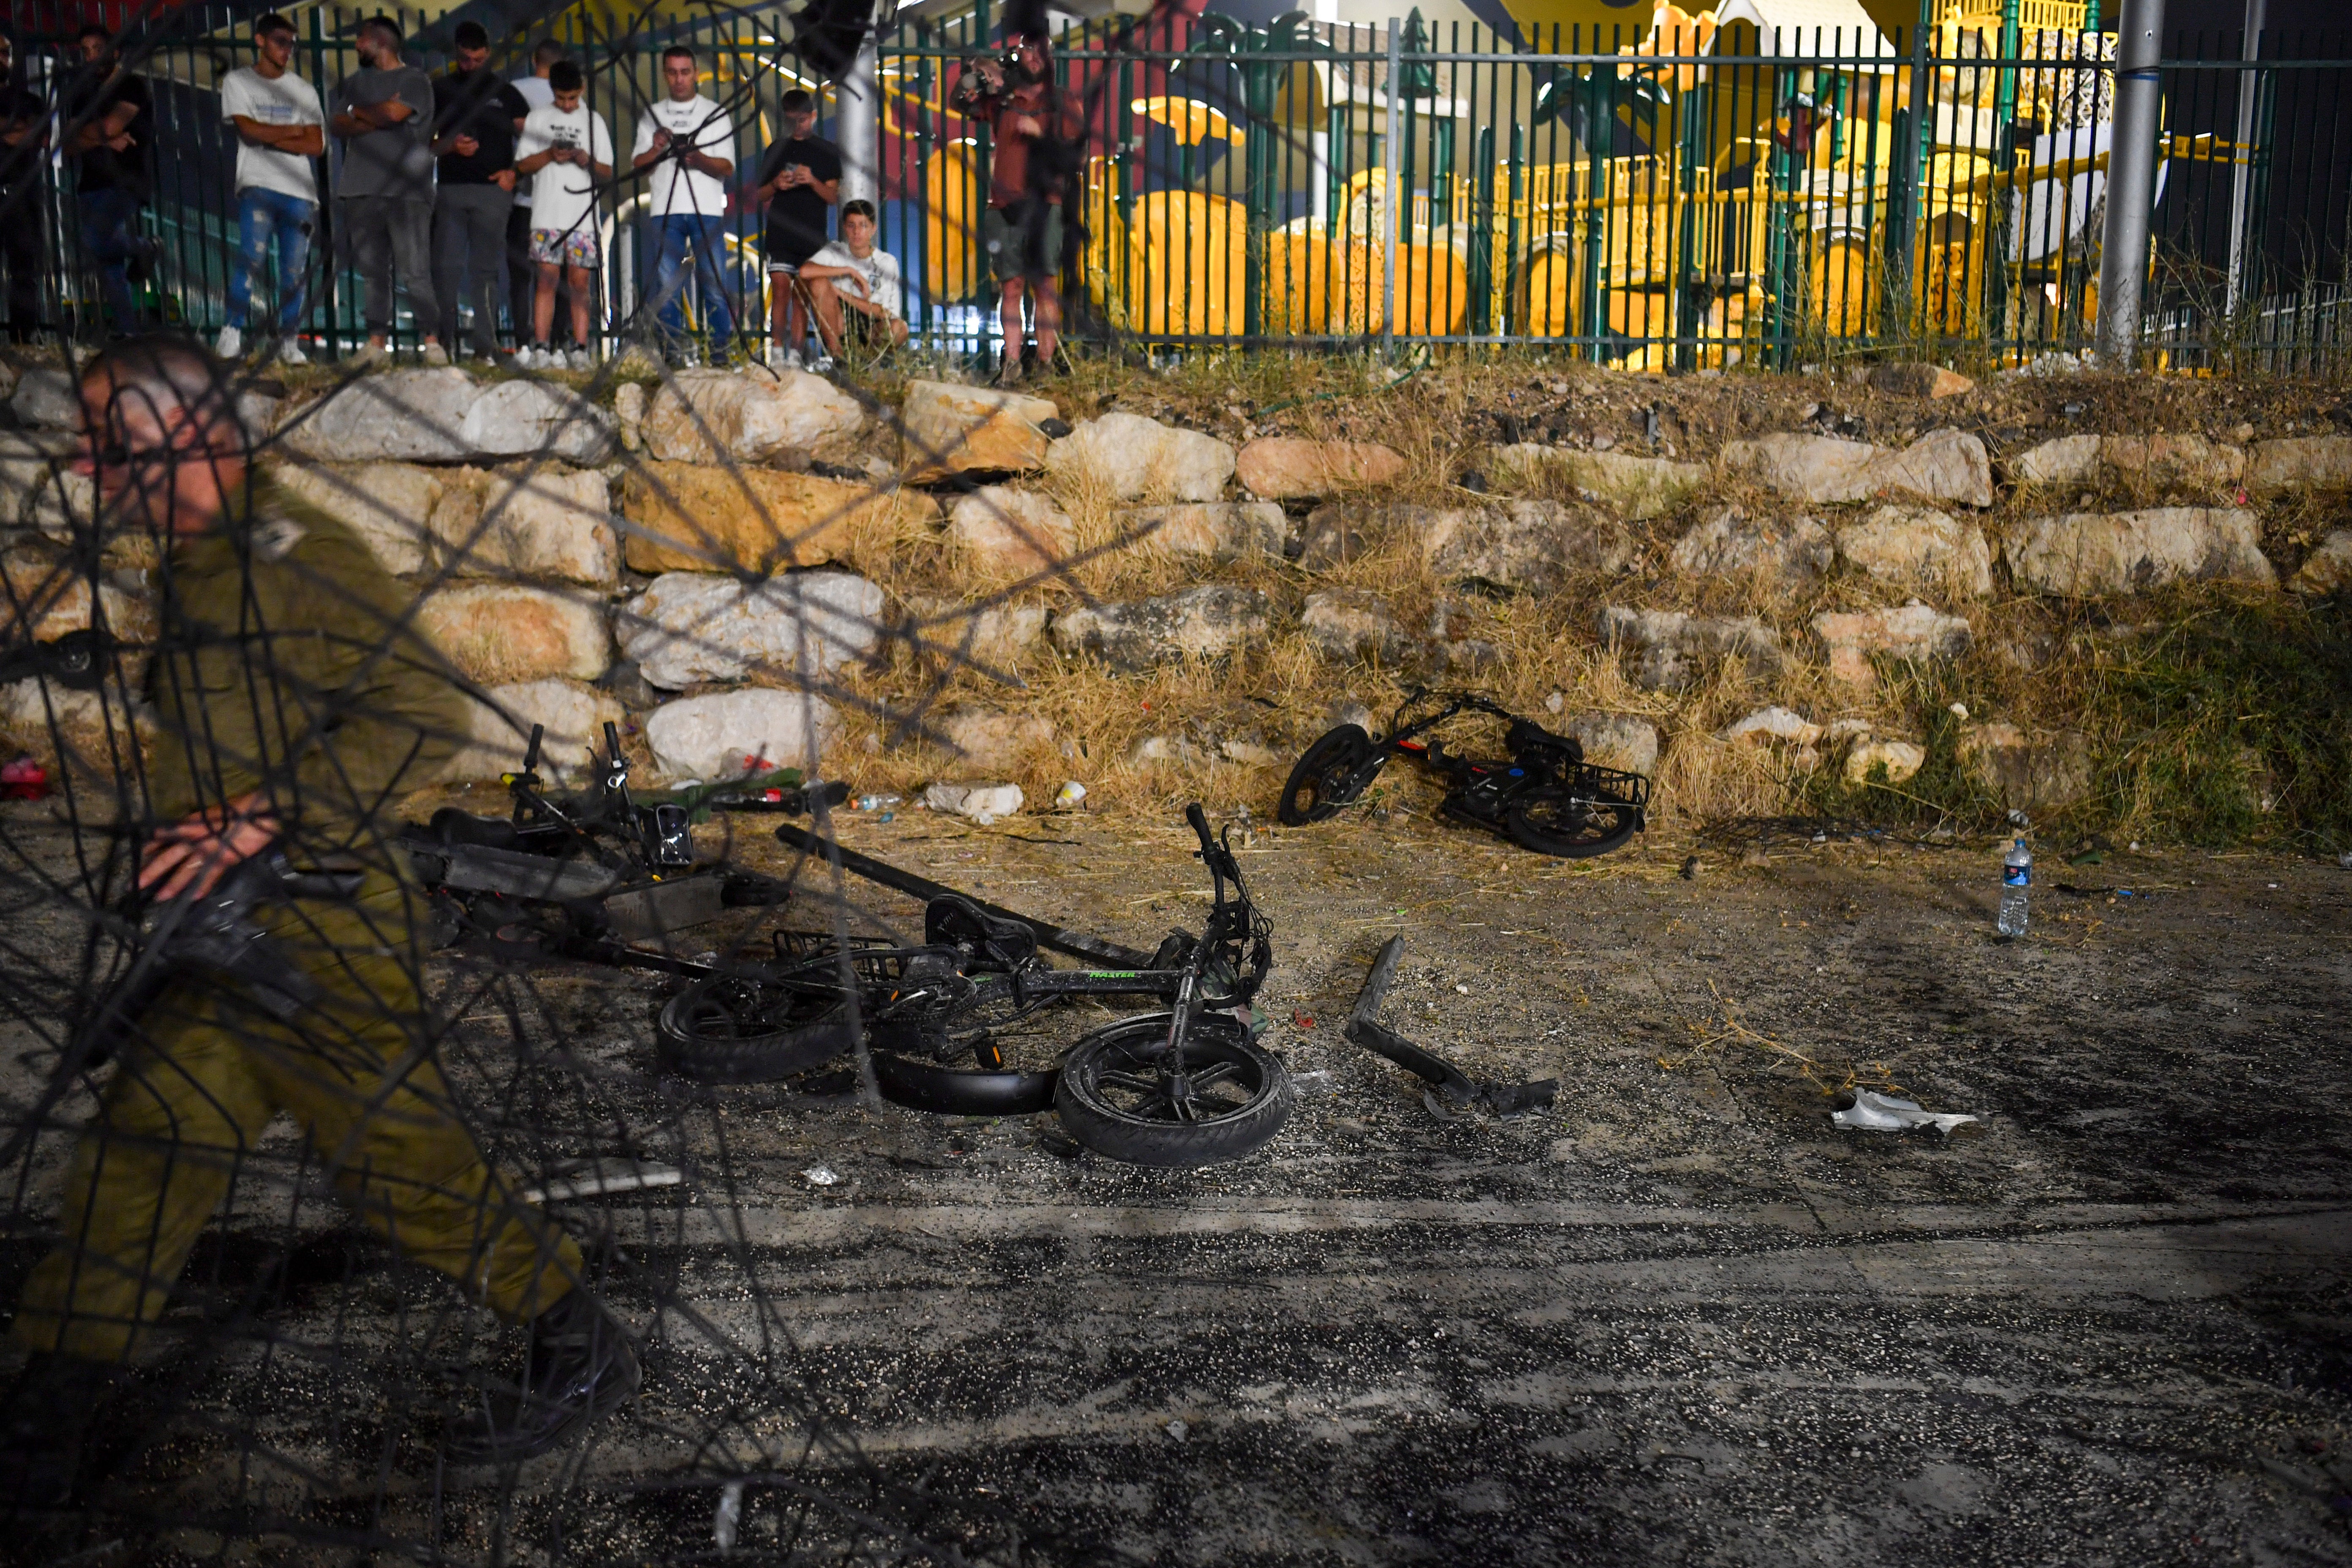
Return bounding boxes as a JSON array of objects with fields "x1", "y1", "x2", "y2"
[
  {"x1": 757, "y1": 133, "x2": 841, "y2": 261},
  {"x1": 68, "y1": 68, "x2": 151, "y2": 196},
  {"x1": 433, "y1": 67, "x2": 529, "y2": 185},
  {"x1": 0, "y1": 85, "x2": 48, "y2": 192}
]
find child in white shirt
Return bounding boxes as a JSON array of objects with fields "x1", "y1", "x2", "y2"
[{"x1": 795, "y1": 200, "x2": 907, "y2": 368}]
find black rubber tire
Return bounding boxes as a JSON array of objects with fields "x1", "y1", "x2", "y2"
[
  {"x1": 1054, "y1": 1011, "x2": 1293, "y2": 1168},
  {"x1": 1278, "y1": 724, "x2": 1382, "y2": 826},
  {"x1": 1505, "y1": 786, "x2": 1641, "y2": 859},
  {"x1": 872, "y1": 1052, "x2": 1058, "y2": 1116},
  {"x1": 656, "y1": 973, "x2": 858, "y2": 1083}
]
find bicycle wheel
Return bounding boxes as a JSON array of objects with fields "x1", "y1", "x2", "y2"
[
  {"x1": 1505, "y1": 786, "x2": 1640, "y2": 860},
  {"x1": 656, "y1": 972, "x2": 858, "y2": 1083},
  {"x1": 1277, "y1": 724, "x2": 1382, "y2": 826},
  {"x1": 1054, "y1": 1011, "x2": 1292, "y2": 1168}
]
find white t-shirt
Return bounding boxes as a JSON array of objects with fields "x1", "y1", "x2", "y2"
[
  {"x1": 517, "y1": 102, "x2": 612, "y2": 239},
  {"x1": 632, "y1": 95, "x2": 733, "y2": 218},
  {"x1": 806, "y1": 242, "x2": 902, "y2": 319},
  {"x1": 220, "y1": 66, "x2": 322, "y2": 202},
  {"x1": 510, "y1": 74, "x2": 553, "y2": 206}
]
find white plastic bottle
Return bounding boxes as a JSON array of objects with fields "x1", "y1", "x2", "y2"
[{"x1": 1998, "y1": 838, "x2": 2032, "y2": 938}]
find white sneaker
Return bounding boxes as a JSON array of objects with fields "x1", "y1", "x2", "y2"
[
  {"x1": 518, "y1": 345, "x2": 547, "y2": 370},
  {"x1": 276, "y1": 338, "x2": 307, "y2": 366},
  {"x1": 354, "y1": 340, "x2": 390, "y2": 366},
  {"x1": 764, "y1": 347, "x2": 792, "y2": 373},
  {"x1": 782, "y1": 348, "x2": 804, "y2": 372},
  {"x1": 567, "y1": 348, "x2": 594, "y2": 372},
  {"x1": 420, "y1": 340, "x2": 449, "y2": 366},
  {"x1": 214, "y1": 325, "x2": 244, "y2": 361},
  {"x1": 811, "y1": 353, "x2": 836, "y2": 373}
]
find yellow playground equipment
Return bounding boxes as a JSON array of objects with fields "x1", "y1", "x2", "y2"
[{"x1": 1059, "y1": 0, "x2": 2161, "y2": 359}]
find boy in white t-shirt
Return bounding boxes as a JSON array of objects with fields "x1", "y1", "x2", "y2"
[
  {"x1": 795, "y1": 200, "x2": 907, "y2": 369},
  {"x1": 216, "y1": 13, "x2": 323, "y2": 364},
  {"x1": 512, "y1": 62, "x2": 612, "y2": 370}
]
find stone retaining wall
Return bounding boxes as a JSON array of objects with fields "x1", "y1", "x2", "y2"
[{"x1": 3, "y1": 355, "x2": 2347, "y2": 819}]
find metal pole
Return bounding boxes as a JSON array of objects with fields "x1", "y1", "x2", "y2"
[
  {"x1": 1381, "y1": 19, "x2": 1400, "y2": 356},
  {"x1": 2222, "y1": 0, "x2": 2266, "y2": 316},
  {"x1": 2097, "y1": 0, "x2": 2164, "y2": 366},
  {"x1": 837, "y1": 0, "x2": 883, "y2": 207}
]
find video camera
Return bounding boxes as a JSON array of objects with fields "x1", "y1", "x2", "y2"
[{"x1": 953, "y1": 43, "x2": 1047, "y2": 109}]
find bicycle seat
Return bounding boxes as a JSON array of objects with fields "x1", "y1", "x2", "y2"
[
  {"x1": 924, "y1": 895, "x2": 1039, "y2": 974},
  {"x1": 1504, "y1": 718, "x2": 1582, "y2": 765},
  {"x1": 427, "y1": 807, "x2": 525, "y2": 852}
]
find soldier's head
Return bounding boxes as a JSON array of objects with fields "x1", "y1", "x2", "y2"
[{"x1": 75, "y1": 334, "x2": 250, "y2": 539}]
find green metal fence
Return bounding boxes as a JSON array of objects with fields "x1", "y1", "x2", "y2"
[{"x1": 8, "y1": 5, "x2": 2349, "y2": 370}]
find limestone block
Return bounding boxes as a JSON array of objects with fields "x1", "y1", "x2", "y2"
[
  {"x1": 1235, "y1": 437, "x2": 1406, "y2": 500},
  {"x1": 644, "y1": 687, "x2": 838, "y2": 781},
  {"x1": 1854, "y1": 361, "x2": 1974, "y2": 399},
  {"x1": 1564, "y1": 712, "x2": 1659, "y2": 774},
  {"x1": 1486, "y1": 446, "x2": 1707, "y2": 519},
  {"x1": 948, "y1": 486, "x2": 1075, "y2": 577},
  {"x1": 0, "y1": 548, "x2": 153, "y2": 645},
  {"x1": 1723, "y1": 706, "x2": 1824, "y2": 747},
  {"x1": 1045, "y1": 412, "x2": 1235, "y2": 501},
  {"x1": 1596, "y1": 606, "x2": 1781, "y2": 691},
  {"x1": 1811, "y1": 600, "x2": 1973, "y2": 685},
  {"x1": 2291, "y1": 528, "x2": 2352, "y2": 593},
  {"x1": 643, "y1": 369, "x2": 865, "y2": 467},
  {"x1": 439, "y1": 465, "x2": 617, "y2": 585},
  {"x1": 616, "y1": 570, "x2": 885, "y2": 689},
  {"x1": 1123, "y1": 501, "x2": 1286, "y2": 560},
  {"x1": 1421, "y1": 500, "x2": 1634, "y2": 592},
  {"x1": 266, "y1": 460, "x2": 443, "y2": 577},
  {"x1": 1835, "y1": 505, "x2": 1995, "y2": 598},
  {"x1": 1722, "y1": 427, "x2": 1991, "y2": 508},
  {"x1": 1844, "y1": 739, "x2": 1926, "y2": 785},
  {"x1": 614, "y1": 381, "x2": 646, "y2": 453},
  {"x1": 277, "y1": 368, "x2": 482, "y2": 462},
  {"x1": 900, "y1": 595, "x2": 1049, "y2": 672},
  {"x1": 2003, "y1": 508, "x2": 2276, "y2": 596},
  {"x1": 7, "y1": 368, "x2": 77, "y2": 429},
  {"x1": 1049, "y1": 585, "x2": 1271, "y2": 672},
  {"x1": 2011, "y1": 433, "x2": 2102, "y2": 486},
  {"x1": 0, "y1": 676, "x2": 151, "y2": 781},
  {"x1": 2099, "y1": 432, "x2": 2243, "y2": 488},
  {"x1": 621, "y1": 462, "x2": 923, "y2": 574},
  {"x1": 416, "y1": 584, "x2": 610, "y2": 685},
  {"x1": 1, "y1": 429, "x2": 94, "y2": 538},
  {"x1": 458, "y1": 377, "x2": 616, "y2": 465},
  {"x1": 1300, "y1": 588, "x2": 1403, "y2": 664},
  {"x1": 2249, "y1": 435, "x2": 2352, "y2": 496},
  {"x1": 901, "y1": 379, "x2": 1057, "y2": 479},
  {"x1": 1669, "y1": 507, "x2": 1833, "y2": 581}
]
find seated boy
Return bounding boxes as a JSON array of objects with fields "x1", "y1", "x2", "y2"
[{"x1": 795, "y1": 199, "x2": 908, "y2": 368}]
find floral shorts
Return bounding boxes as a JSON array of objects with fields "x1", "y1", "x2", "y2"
[{"x1": 529, "y1": 227, "x2": 600, "y2": 268}]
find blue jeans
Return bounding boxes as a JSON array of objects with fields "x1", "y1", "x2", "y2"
[
  {"x1": 225, "y1": 188, "x2": 314, "y2": 334},
  {"x1": 649, "y1": 213, "x2": 735, "y2": 349},
  {"x1": 78, "y1": 186, "x2": 144, "y2": 332}
]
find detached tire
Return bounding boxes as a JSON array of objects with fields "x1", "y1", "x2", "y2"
[
  {"x1": 656, "y1": 973, "x2": 857, "y2": 1083},
  {"x1": 1277, "y1": 724, "x2": 1380, "y2": 826},
  {"x1": 1505, "y1": 786, "x2": 1640, "y2": 860},
  {"x1": 1054, "y1": 1011, "x2": 1292, "y2": 1168}
]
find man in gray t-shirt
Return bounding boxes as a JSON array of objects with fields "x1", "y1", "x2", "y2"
[{"x1": 327, "y1": 14, "x2": 442, "y2": 361}]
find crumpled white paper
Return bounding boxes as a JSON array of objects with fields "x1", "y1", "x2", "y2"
[{"x1": 1832, "y1": 1089, "x2": 1980, "y2": 1137}]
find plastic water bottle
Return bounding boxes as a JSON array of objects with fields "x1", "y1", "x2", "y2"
[{"x1": 1998, "y1": 838, "x2": 2032, "y2": 938}]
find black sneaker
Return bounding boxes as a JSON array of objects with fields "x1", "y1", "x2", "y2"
[{"x1": 443, "y1": 1288, "x2": 641, "y2": 1464}]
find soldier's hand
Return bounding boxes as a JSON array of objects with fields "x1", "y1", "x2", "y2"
[{"x1": 141, "y1": 792, "x2": 280, "y2": 901}]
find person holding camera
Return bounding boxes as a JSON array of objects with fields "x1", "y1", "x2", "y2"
[
  {"x1": 630, "y1": 45, "x2": 738, "y2": 366},
  {"x1": 953, "y1": 31, "x2": 1078, "y2": 385},
  {"x1": 512, "y1": 61, "x2": 610, "y2": 369},
  {"x1": 752, "y1": 87, "x2": 839, "y2": 371},
  {"x1": 429, "y1": 21, "x2": 528, "y2": 363}
]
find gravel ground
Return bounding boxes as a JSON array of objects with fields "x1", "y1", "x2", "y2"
[{"x1": 3, "y1": 797, "x2": 2348, "y2": 1566}]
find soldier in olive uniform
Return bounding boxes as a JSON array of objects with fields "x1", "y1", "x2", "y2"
[{"x1": 0, "y1": 336, "x2": 638, "y2": 1500}]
